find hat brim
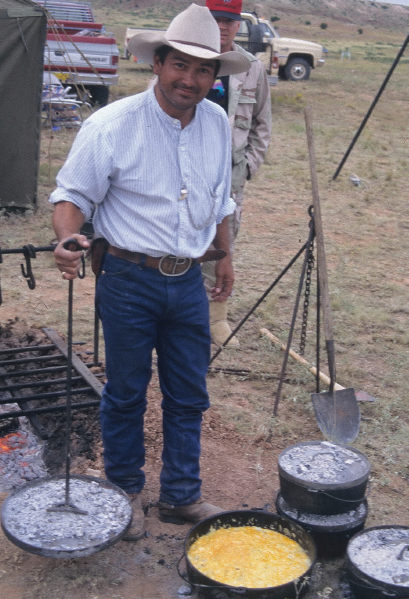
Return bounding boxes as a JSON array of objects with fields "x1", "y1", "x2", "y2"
[
  {"x1": 127, "y1": 31, "x2": 249, "y2": 77},
  {"x1": 209, "y1": 10, "x2": 241, "y2": 21}
]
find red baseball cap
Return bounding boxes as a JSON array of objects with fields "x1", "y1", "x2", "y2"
[{"x1": 206, "y1": 0, "x2": 242, "y2": 21}]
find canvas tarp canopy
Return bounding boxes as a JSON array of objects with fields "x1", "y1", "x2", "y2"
[{"x1": 0, "y1": 0, "x2": 46, "y2": 209}]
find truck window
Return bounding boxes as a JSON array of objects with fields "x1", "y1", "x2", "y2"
[
  {"x1": 259, "y1": 23, "x2": 273, "y2": 38},
  {"x1": 259, "y1": 21, "x2": 279, "y2": 39},
  {"x1": 237, "y1": 19, "x2": 250, "y2": 36}
]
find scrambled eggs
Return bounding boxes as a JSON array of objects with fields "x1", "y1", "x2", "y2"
[{"x1": 188, "y1": 525, "x2": 311, "y2": 588}]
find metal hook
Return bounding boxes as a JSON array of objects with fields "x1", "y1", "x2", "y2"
[
  {"x1": 20, "y1": 244, "x2": 36, "y2": 290},
  {"x1": 308, "y1": 204, "x2": 315, "y2": 227},
  {"x1": 397, "y1": 544, "x2": 409, "y2": 561},
  {"x1": 78, "y1": 253, "x2": 86, "y2": 279},
  {"x1": 62, "y1": 238, "x2": 86, "y2": 279}
]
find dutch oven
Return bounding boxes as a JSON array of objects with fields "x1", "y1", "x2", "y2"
[
  {"x1": 275, "y1": 491, "x2": 368, "y2": 558},
  {"x1": 278, "y1": 441, "x2": 370, "y2": 515},
  {"x1": 181, "y1": 510, "x2": 316, "y2": 599},
  {"x1": 1, "y1": 474, "x2": 132, "y2": 558},
  {"x1": 346, "y1": 525, "x2": 409, "y2": 599}
]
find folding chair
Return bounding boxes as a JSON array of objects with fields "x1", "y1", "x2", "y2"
[{"x1": 42, "y1": 83, "x2": 92, "y2": 129}]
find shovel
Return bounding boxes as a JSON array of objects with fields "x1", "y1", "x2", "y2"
[{"x1": 305, "y1": 106, "x2": 360, "y2": 445}]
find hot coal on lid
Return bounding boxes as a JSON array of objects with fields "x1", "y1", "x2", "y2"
[
  {"x1": 278, "y1": 441, "x2": 369, "y2": 485},
  {"x1": 1, "y1": 477, "x2": 132, "y2": 554},
  {"x1": 348, "y1": 526, "x2": 409, "y2": 587}
]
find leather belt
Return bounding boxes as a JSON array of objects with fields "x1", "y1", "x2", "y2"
[{"x1": 107, "y1": 245, "x2": 226, "y2": 277}]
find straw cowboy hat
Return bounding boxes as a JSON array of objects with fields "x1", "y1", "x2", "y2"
[{"x1": 127, "y1": 3, "x2": 250, "y2": 77}]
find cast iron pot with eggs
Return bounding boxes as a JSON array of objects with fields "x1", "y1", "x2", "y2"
[{"x1": 179, "y1": 510, "x2": 317, "y2": 599}]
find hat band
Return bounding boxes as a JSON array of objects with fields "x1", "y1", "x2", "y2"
[{"x1": 169, "y1": 39, "x2": 220, "y2": 54}]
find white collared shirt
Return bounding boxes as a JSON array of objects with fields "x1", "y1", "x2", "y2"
[{"x1": 49, "y1": 88, "x2": 235, "y2": 258}]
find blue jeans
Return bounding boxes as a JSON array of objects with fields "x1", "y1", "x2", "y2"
[{"x1": 95, "y1": 253, "x2": 211, "y2": 505}]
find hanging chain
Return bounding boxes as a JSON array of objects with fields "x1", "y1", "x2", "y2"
[{"x1": 300, "y1": 240, "x2": 315, "y2": 356}]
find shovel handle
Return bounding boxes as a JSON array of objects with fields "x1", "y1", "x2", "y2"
[
  {"x1": 304, "y1": 106, "x2": 336, "y2": 389},
  {"x1": 260, "y1": 328, "x2": 344, "y2": 391}
]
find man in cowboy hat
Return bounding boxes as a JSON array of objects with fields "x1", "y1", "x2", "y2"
[
  {"x1": 50, "y1": 4, "x2": 250, "y2": 541},
  {"x1": 202, "y1": 0, "x2": 272, "y2": 347}
]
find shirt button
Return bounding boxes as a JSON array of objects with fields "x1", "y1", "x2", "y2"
[{"x1": 179, "y1": 188, "x2": 188, "y2": 201}]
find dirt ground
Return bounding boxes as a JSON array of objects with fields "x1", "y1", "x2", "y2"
[{"x1": 0, "y1": 319, "x2": 408, "y2": 599}]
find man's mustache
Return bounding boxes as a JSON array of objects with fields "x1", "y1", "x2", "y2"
[{"x1": 174, "y1": 83, "x2": 200, "y2": 93}]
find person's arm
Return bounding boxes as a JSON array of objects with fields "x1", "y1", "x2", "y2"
[
  {"x1": 50, "y1": 117, "x2": 113, "y2": 279},
  {"x1": 210, "y1": 215, "x2": 234, "y2": 302},
  {"x1": 52, "y1": 201, "x2": 90, "y2": 280},
  {"x1": 245, "y1": 63, "x2": 272, "y2": 178}
]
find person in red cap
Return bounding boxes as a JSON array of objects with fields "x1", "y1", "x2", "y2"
[
  {"x1": 203, "y1": 0, "x2": 272, "y2": 347},
  {"x1": 205, "y1": 0, "x2": 243, "y2": 22}
]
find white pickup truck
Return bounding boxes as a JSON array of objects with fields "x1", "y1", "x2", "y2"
[
  {"x1": 34, "y1": 0, "x2": 119, "y2": 106},
  {"x1": 237, "y1": 13, "x2": 325, "y2": 81}
]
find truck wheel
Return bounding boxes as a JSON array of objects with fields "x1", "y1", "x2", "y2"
[
  {"x1": 88, "y1": 85, "x2": 110, "y2": 107},
  {"x1": 284, "y1": 58, "x2": 311, "y2": 81}
]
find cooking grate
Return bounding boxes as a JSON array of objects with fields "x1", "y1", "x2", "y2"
[{"x1": 0, "y1": 326, "x2": 103, "y2": 440}]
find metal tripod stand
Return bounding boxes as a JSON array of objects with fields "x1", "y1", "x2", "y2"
[{"x1": 210, "y1": 206, "x2": 322, "y2": 415}]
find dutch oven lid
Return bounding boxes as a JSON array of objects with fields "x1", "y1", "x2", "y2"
[
  {"x1": 278, "y1": 441, "x2": 370, "y2": 487},
  {"x1": 347, "y1": 525, "x2": 409, "y2": 589},
  {"x1": 1, "y1": 475, "x2": 132, "y2": 558},
  {"x1": 275, "y1": 491, "x2": 368, "y2": 532}
]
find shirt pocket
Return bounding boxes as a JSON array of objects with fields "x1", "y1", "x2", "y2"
[
  {"x1": 234, "y1": 90, "x2": 257, "y2": 130},
  {"x1": 186, "y1": 179, "x2": 225, "y2": 231},
  {"x1": 238, "y1": 89, "x2": 257, "y2": 104}
]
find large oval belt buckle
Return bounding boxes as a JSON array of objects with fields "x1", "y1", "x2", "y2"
[{"x1": 158, "y1": 255, "x2": 192, "y2": 276}]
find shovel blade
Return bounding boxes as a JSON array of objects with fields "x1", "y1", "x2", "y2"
[{"x1": 311, "y1": 387, "x2": 361, "y2": 445}]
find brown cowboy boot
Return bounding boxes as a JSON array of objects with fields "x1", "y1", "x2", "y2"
[
  {"x1": 123, "y1": 493, "x2": 145, "y2": 541},
  {"x1": 158, "y1": 497, "x2": 225, "y2": 524}
]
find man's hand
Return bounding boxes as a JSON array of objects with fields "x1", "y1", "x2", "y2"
[
  {"x1": 210, "y1": 255, "x2": 234, "y2": 302},
  {"x1": 52, "y1": 201, "x2": 89, "y2": 279},
  {"x1": 210, "y1": 214, "x2": 235, "y2": 301},
  {"x1": 54, "y1": 234, "x2": 90, "y2": 280}
]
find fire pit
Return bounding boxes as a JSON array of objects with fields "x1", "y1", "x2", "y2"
[{"x1": 0, "y1": 428, "x2": 47, "y2": 491}]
